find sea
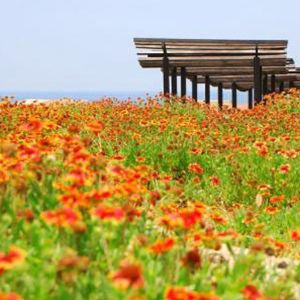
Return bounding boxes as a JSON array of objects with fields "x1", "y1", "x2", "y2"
[{"x1": 0, "y1": 89, "x2": 248, "y2": 105}]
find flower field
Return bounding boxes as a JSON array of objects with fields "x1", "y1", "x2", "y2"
[{"x1": 1, "y1": 90, "x2": 300, "y2": 300}]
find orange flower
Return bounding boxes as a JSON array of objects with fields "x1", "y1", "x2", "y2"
[
  {"x1": 22, "y1": 118, "x2": 43, "y2": 132},
  {"x1": 242, "y1": 284, "x2": 263, "y2": 300},
  {"x1": 149, "y1": 238, "x2": 175, "y2": 254},
  {"x1": 92, "y1": 204, "x2": 125, "y2": 222},
  {"x1": 41, "y1": 207, "x2": 85, "y2": 232},
  {"x1": 165, "y1": 287, "x2": 220, "y2": 300},
  {"x1": 0, "y1": 246, "x2": 26, "y2": 273},
  {"x1": 110, "y1": 260, "x2": 144, "y2": 289},
  {"x1": 265, "y1": 207, "x2": 278, "y2": 215},
  {"x1": 278, "y1": 164, "x2": 290, "y2": 174},
  {"x1": 0, "y1": 293, "x2": 23, "y2": 300},
  {"x1": 269, "y1": 195, "x2": 285, "y2": 204},
  {"x1": 188, "y1": 163, "x2": 203, "y2": 175},
  {"x1": 87, "y1": 121, "x2": 105, "y2": 134}
]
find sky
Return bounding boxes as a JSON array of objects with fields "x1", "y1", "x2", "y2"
[{"x1": 0, "y1": 0, "x2": 300, "y2": 96}]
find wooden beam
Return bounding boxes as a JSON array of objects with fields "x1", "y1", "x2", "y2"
[
  {"x1": 134, "y1": 37, "x2": 288, "y2": 46},
  {"x1": 139, "y1": 57, "x2": 287, "y2": 68}
]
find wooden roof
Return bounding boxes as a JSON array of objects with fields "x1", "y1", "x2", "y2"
[
  {"x1": 134, "y1": 38, "x2": 289, "y2": 69},
  {"x1": 134, "y1": 38, "x2": 297, "y2": 95}
]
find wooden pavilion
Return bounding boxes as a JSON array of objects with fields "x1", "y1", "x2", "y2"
[{"x1": 134, "y1": 38, "x2": 299, "y2": 108}]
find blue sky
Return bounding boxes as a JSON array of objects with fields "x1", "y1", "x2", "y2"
[{"x1": 1, "y1": 0, "x2": 299, "y2": 94}]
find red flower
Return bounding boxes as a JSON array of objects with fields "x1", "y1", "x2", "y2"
[
  {"x1": 291, "y1": 229, "x2": 300, "y2": 241},
  {"x1": 242, "y1": 284, "x2": 263, "y2": 300},
  {"x1": 210, "y1": 176, "x2": 220, "y2": 186},
  {"x1": 92, "y1": 204, "x2": 125, "y2": 222},
  {"x1": 278, "y1": 164, "x2": 290, "y2": 174},
  {"x1": 149, "y1": 238, "x2": 175, "y2": 254},
  {"x1": 111, "y1": 260, "x2": 144, "y2": 289},
  {"x1": 41, "y1": 207, "x2": 85, "y2": 232},
  {"x1": 188, "y1": 163, "x2": 204, "y2": 175},
  {"x1": 181, "y1": 248, "x2": 201, "y2": 269}
]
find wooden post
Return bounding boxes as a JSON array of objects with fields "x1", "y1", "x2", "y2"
[
  {"x1": 218, "y1": 82, "x2": 223, "y2": 109},
  {"x1": 279, "y1": 81, "x2": 284, "y2": 92},
  {"x1": 205, "y1": 75, "x2": 210, "y2": 104},
  {"x1": 232, "y1": 82, "x2": 237, "y2": 108},
  {"x1": 192, "y1": 76, "x2": 197, "y2": 102},
  {"x1": 181, "y1": 67, "x2": 186, "y2": 98},
  {"x1": 263, "y1": 73, "x2": 268, "y2": 95},
  {"x1": 271, "y1": 74, "x2": 276, "y2": 92},
  {"x1": 171, "y1": 67, "x2": 177, "y2": 96},
  {"x1": 248, "y1": 88, "x2": 253, "y2": 109},
  {"x1": 162, "y1": 43, "x2": 170, "y2": 96},
  {"x1": 253, "y1": 45, "x2": 262, "y2": 105}
]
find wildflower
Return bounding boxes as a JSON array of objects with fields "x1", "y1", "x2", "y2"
[
  {"x1": 0, "y1": 293, "x2": 23, "y2": 300},
  {"x1": 265, "y1": 207, "x2": 278, "y2": 215},
  {"x1": 41, "y1": 207, "x2": 85, "y2": 232},
  {"x1": 242, "y1": 284, "x2": 263, "y2": 300},
  {"x1": 210, "y1": 176, "x2": 220, "y2": 186},
  {"x1": 92, "y1": 204, "x2": 125, "y2": 222},
  {"x1": 57, "y1": 249, "x2": 90, "y2": 284},
  {"x1": 165, "y1": 287, "x2": 220, "y2": 300},
  {"x1": 110, "y1": 260, "x2": 144, "y2": 289},
  {"x1": 0, "y1": 246, "x2": 26, "y2": 273},
  {"x1": 269, "y1": 195, "x2": 285, "y2": 204},
  {"x1": 278, "y1": 164, "x2": 290, "y2": 174},
  {"x1": 149, "y1": 238, "x2": 175, "y2": 254},
  {"x1": 181, "y1": 248, "x2": 201, "y2": 269},
  {"x1": 188, "y1": 163, "x2": 203, "y2": 175},
  {"x1": 179, "y1": 209, "x2": 203, "y2": 229},
  {"x1": 291, "y1": 229, "x2": 300, "y2": 241},
  {"x1": 87, "y1": 121, "x2": 105, "y2": 134}
]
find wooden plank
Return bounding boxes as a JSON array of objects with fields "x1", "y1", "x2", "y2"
[
  {"x1": 134, "y1": 37, "x2": 288, "y2": 45},
  {"x1": 137, "y1": 49, "x2": 286, "y2": 55},
  {"x1": 139, "y1": 54, "x2": 286, "y2": 60},
  {"x1": 195, "y1": 74, "x2": 297, "y2": 83},
  {"x1": 184, "y1": 66, "x2": 287, "y2": 76},
  {"x1": 140, "y1": 58, "x2": 287, "y2": 68}
]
